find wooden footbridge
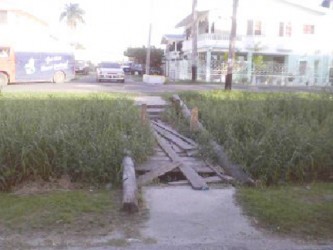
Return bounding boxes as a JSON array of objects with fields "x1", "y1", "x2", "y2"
[{"x1": 122, "y1": 96, "x2": 253, "y2": 212}]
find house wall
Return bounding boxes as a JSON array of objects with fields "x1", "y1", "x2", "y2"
[{"x1": 170, "y1": 0, "x2": 333, "y2": 85}]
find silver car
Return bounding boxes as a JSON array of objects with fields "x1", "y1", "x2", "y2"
[{"x1": 96, "y1": 62, "x2": 125, "y2": 83}]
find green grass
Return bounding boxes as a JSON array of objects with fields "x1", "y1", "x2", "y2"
[
  {"x1": 0, "y1": 190, "x2": 114, "y2": 233},
  {"x1": 237, "y1": 182, "x2": 333, "y2": 240},
  {"x1": 164, "y1": 91, "x2": 333, "y2": 185},
  {"x1": 0, "y1": 93, "x2": 154, "y2": 191}
]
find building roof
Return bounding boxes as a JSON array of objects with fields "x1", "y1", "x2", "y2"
[
  {"x1": 161, "y1": 34, "x2": 186, "y2": 44},
  {"x1": 0, "y1": 3, "x2": 48, "y2": 27},
  {"x1": 175, "y1": 10, "x2": 208, "y2": 28}
]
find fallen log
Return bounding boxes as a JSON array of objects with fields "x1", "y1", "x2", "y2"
[
  {"x1": 171, "y1": 94, "x2": 255, "y2": 186},
  {"x1": 122, "y1": 156, "x2": 138, "y2": 213}
]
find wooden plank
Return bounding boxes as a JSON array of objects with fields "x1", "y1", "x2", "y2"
[
  {"x1": 150, "y1": 155, "x2": 171, "y2": 161},
  {"x1": 122, "y1": 156, "x2": 138, "y2": 213},
  {"x1": 168, "y1": 176, "x2": 224, "y2": 186},
  {"x1": 137, "y1": 162, "x2": 182, "y2": 186},
  {"x1": 152, "y1": 120, "x2": 198, "y2": 147},
  {"x1": 152, "y1": 128, "x2": 208, "y2": 190},
  {"x1": 136, "y1": 161, "x2": 215, "y2": 173},
  {"x1": 152, "y1": 123, "x2": 196, "y2": 151}
]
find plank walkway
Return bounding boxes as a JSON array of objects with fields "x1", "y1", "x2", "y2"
[{"x1": 135, "y1": 97, "x2": 234, "y2": 190}]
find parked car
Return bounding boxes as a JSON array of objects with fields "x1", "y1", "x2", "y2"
[
  {"x1": 130, "y1": 64, "x2": 144, "y2": 75},
  {"x1": 121, "y1": 62, "x2": 132, "y2": 74},
  {"x1": 96, "y1": 62, "x2": 125, "y2": 83},
  {"x1": 75, "y1": 60, "x2": 90, "y2": 75}
]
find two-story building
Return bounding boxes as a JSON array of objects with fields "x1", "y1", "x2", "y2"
[
  {"x1": 0, "y1": 4, "x2": 70, "y2": 52},
  {"x1": 163, "y1": 0, "x2": 333, "y2": 85}
]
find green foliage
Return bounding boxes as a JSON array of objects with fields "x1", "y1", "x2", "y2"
[
  {"x1": 179, "y1": 91, "x2": 333, "y2": 185},
  {"x1": 237, "y1": 183, "x2": 333, "y2": 239},
  {"x1": 0, "y1": 94, "x2": 154, "y2": 191},
  {"x1": 59, "y1": 3, "x2": 85, "y2": 30},
  {"x1": 0, "y1": 190, "x2": 113, "y2": 230},
  {"x1": 123, "y1": 46, "x2": 164, "y2": 67}
]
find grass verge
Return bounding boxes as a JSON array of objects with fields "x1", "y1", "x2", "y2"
[
  {"x1": 0, "y1": 189, "x2": 114, "y2": 233},
  {"x1": 237, "y1": 182, "x2": 333, "y2": 240},
  {"x1": 172, "y1": 90, "x2": 333, "y2": 185},
  {"x1": 0, "y1": 93, "x2": 154, "y2": 191}
]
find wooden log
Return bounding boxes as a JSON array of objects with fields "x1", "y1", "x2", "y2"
[
  {"x1": 137, "y1": 162, "x2": 182, "y2": 186},
  {"x1": 122, "y1": 156, "x2": 138, "y2": 213},
  {"x1": 152, "y1": 127, "x2": 208, "y2": 190},
  {"x1": 171, "y1": 94, "x2": 255, "y2": 186}
]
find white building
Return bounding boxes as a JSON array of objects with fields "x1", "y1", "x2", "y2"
[
  {"x1": 0, "y1": 4, "x2": 72, "y2": 53},
  {"x1": 163, "y1": 0, "x2": 333, "y2": 85}
]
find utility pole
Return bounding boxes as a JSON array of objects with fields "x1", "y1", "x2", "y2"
[
  {"x1": 225, "y1": 0, "x2": 238, "y2": 90},
  {"x1": 191, "y1": 0, "x2": 198, "y2": 82},
  {"x1": 146, "y1": 22, "x2": 152, "y2": 75},
  {"x1": 146, "y1": 0, "x2": 153, "y2": 75}
]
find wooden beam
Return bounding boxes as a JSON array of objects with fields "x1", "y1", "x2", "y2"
[
  {"x1": 168, "y1": 176, "x2": 224, "y2": 186},
  {"x1": 122, "y1": 156, "x2": 138, "y2": 213},
  {"x1": 152, "y1": 123, "x2": 196, "y2": 151},
  {"x1": 151, "y1": 120, "x2": 198, "y2": 147},
  {"x1": 137, "y1": 162, "x2": 182, "y2": 186}
]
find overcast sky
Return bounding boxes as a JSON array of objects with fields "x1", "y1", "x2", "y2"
[{"x1": 1, "y1": 0, "x2": 324, "y2": 60}]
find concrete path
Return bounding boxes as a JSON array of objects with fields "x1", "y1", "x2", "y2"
[{"x1": 137, "y1": 186, "x2": 332, "y2": 250}]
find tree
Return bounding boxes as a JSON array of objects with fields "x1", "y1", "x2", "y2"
[
  {"x1": 225, "y1": 0, "x2": 239, "y2": 90},
  {"x1": 59, "y1": 3, "x2": 85, "y2": 30},
  {"x1": 124, "y1": 47, "x2": 164, "y2": 67}
]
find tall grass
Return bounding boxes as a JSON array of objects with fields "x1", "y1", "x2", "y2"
[
  {"x1": 0, "y1": 94, "x2": 154, "y2": 191},
  {"x1": 177, "y1": 91, "x2": 333, "y2": 185}
]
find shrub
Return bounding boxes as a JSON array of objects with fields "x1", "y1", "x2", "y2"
[
  {"x1": 178, "y1": 91, "x2": 333, "y2": 185},
  {"x1": 0, "y1": 94, "x2": 154, "y2": 191}
]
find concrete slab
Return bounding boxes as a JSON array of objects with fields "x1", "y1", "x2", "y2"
[
  {"x1": 141, "y1": 186, "x2": 332, "y2": 250},
  {"x1": 134, "y1": 96, "x2": 168, "y2": 107}
]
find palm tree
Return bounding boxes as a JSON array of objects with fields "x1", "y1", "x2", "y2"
[
  {"x1": 59, "y1": 3, "x2": 85, "y2": 30},
  {"x1": 225, "y1": 0, "x2": 239, "y2": 90}
]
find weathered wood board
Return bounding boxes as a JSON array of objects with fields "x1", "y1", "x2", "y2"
[{"x1": 137, "y1": 162, "x2": 182, "y2": 186}]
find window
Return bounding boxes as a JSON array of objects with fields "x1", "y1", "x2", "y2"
[
  {"x1": 303, "y1": 24, "x2": 315, "y2": 34},
  {"x1": 0, "y1": 47, "x2": 10, "y2": 58},
  {"x1": 279, "y1": 22, "x2": 292, "y2": 37},
  {"x1": 0, "y1": 11, "x2": 8, "y2": 24},
  {"x1": 299, "y1": 61, "x2": 307, "y2": 75},
  {"x1": 247, "y1": 20, "x2": 262, "y2": 36}
]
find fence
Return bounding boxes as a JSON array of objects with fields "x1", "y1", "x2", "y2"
[{"x1": 166, "y1": 59, "x2": 330, "y2": 86}]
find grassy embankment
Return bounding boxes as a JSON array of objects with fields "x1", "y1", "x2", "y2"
[
  {"x1": 163, "y1": 90, "x2": 333, "y2": 239},
  {"x1": 0, "y1": 93, "x2": 154, "y2": 237}
]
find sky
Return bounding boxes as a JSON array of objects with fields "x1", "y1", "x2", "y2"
[
  {"x1": 1, "y1": 0, "x2": 324, "y2": 61},
  {"x1": 2, "y1": 0, "x2": 196, "y2": 61}
]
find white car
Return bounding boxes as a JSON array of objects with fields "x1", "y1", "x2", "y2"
[{"x1": 96, "y1": 62, "x2": 125, "y2": 83}]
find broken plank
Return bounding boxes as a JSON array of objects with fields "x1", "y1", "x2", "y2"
[
  {"x1": 152, "y1": 120, "x2": 198, "y2": 147},
  {"x1": 152, "y1": 128, "x2": 208, "y2": 190},
  {"x1": 152, "y1": 123, "x2": 196, "y2": 151},
  {"x1": 137, "y1": 162, "x2": 182, "y2": 186},
  {"x1": 168, "y1": 176, "x2": 224, "y2": 186}
]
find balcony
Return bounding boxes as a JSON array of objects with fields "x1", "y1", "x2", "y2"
[{"x1": 181, "y1": 32, "x2": 321, "y2": 55}]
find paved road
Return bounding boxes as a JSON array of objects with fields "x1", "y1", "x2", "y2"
[{"x1": 2, "y1": 74, "x2": 332, "y2": 94}]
